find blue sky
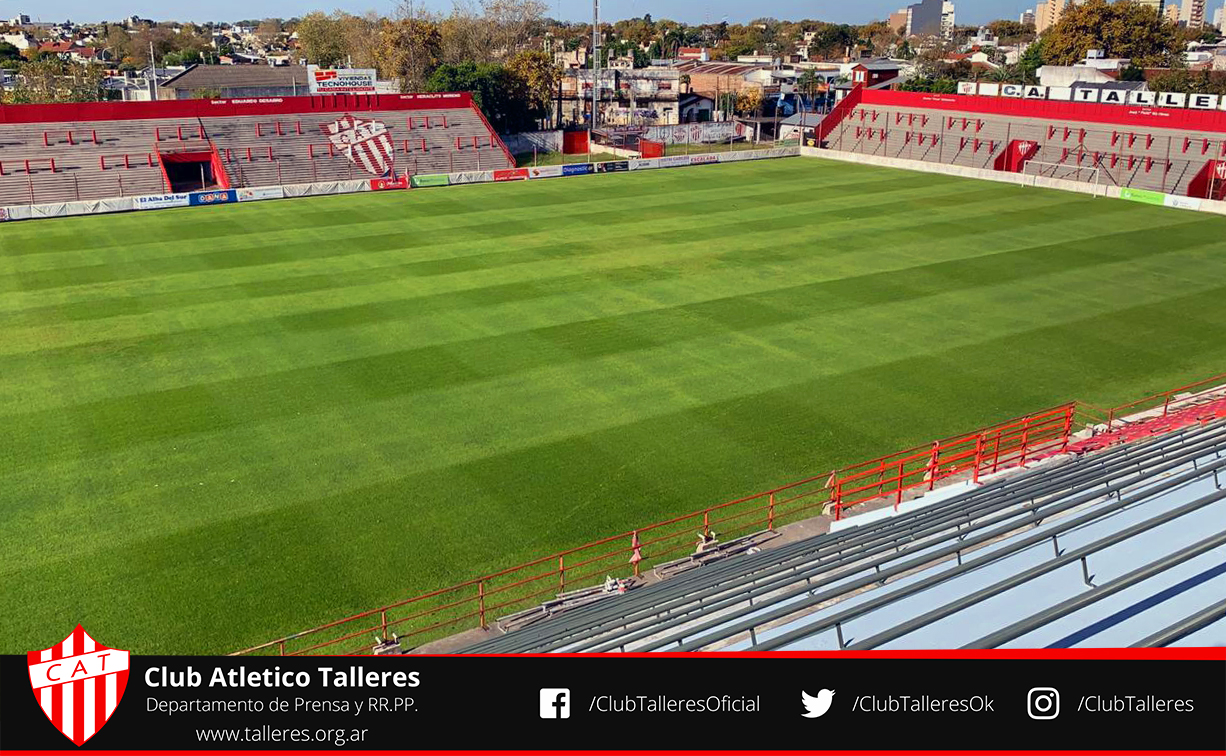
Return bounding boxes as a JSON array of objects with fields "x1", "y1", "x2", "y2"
[{"x1": 6, "y1": 0, "x2": 1023, "y2": 26}]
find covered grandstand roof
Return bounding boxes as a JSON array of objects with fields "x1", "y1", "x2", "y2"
[
  {"x1": 159, "y1": 63, "x2": 309, "y2": 93},
  {"x1": 461, "y1": 420, "x2": 1226, "y2": 653}
]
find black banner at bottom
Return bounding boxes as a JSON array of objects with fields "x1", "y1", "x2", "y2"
[{"x1": 3, "y1": 652, "x2": 1224, "y2": 752}]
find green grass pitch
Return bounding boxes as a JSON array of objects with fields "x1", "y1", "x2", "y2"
[{"x1": 3, "y1": 156, "x2": 1226, "y2": 654}]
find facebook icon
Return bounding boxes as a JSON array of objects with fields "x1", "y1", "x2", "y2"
[{"x1": 539, "y1": 688, "x2": 571, "y2": 719}]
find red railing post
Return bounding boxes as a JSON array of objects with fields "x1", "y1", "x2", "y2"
[
  {"x1": 1060, "y1": 406, "x2": 1074, "y2": 451},
  {"x1": 478, "y1": 580, "x2": 487, "y2": 629},
  {"x1": 381, "y1": 609, "x2": 388, "y2": 639},
  {"x1": 972, "y1": 433, "x2": 985, "y2": 484},
  {"x1": 558, "y1": 555, "x2": 565, "y2": 592},
  {"x1": 895, "y1": 460, "x2": 905, "y2": 508},
  {"x1": 1162, "y1": 394, "x2": 1172, "y2": 417},
  {"x1": 1018, "y1": 417, "x2": 1032, "y2": 467},
  {"x1": 768, "y1": 492, "x2": 775, "y2": 530},
  {"x1": 703, "y1": 510, "x2": 710, "y2": 535},
  {"x1": 278, "y1": 640, "x2": 286, "y2": 656}
]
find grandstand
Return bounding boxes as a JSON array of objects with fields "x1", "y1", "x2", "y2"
[
  {"x1": 0, "y1": 93, "x2": 513, "y2": 205},
  {"x1": 458, "y1": 416, "x2": 1226, "y2": 653},
  {"x1": 816, "y1": 89, "x2": 1226, "y2": 200}
]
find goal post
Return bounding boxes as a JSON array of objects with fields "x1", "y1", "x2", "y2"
[{"x1": 1022, "y1": 160, "x2": 1104, "y2": 197}]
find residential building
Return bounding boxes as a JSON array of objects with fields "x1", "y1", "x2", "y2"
[
  {"x1": 1166, "y1": 3, "x2": 1183, "y2": 21},
  {"x1": 1035, "y1": 0, "x2": 1070, "y2": 34},
  {"x1": 889, "y1": 9, "x2": 911, "y2": 35},
  {"x1": 849, "y1": 59, "x2": 902, "y2": 86},
  {"x1": 941, "y1": 1, "x2": 957, "y2": 37},
  {"x1": 0, "y1": 31, "x2": 35, "y2": 51},
  {"x1": 1182, "y1": 0, "x2": 1207, "y2": 27},
  {"x1": 554, "y1": 48, "x2": 588, "y2": 70},
  {"x1": 676, "y1": 47, "x2": 710, "y2": 61},
  {"x1": 907, "y1": 0, "x2": 945, "y2": 37},
  {"x1": 1020, "y1": 9, "x2": 1036, "y2": 24},
  {"x1": 9, "y1": 14, "x2": 31, "y2": 26},
  {"x1": 1215, "y1": 4, "x2": 1225, "y2": 30},
  {"x1": 1134, "y1": 0, "x2": 1165, "y2": 14},
  {"x1": 158, "y1": 64, "x2": 310, "y2": 100}
]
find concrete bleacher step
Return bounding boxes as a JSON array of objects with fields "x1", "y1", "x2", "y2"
[
  {"x1": 0, "y1": 104, "x2": 515, "y2": 206},
  {"x1": 827, "y1": 103, "x2": 1225, "y2": 200}
]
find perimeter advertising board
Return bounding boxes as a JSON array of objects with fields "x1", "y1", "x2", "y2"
[
  {"x1": 134, "y1": 193, "x2": 191, "y2": 210},
  {"x1": 410, "y1": 174, "x2": 449, "y2": 188},
  {"x1": 306, "y1": 66, "x2": 378, "y2": 94},
  {"x1": 189, "y1": 189, "x2": 237, "y2": 206}
]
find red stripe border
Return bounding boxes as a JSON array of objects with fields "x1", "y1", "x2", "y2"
[
  {"x1": 408, "y1": 648, "x2": 1226, "y2": 659},
  {"x1": 4, "y1": 744, "x2": 1221, "y2": 749}
]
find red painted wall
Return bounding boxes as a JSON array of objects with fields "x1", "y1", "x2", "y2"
[
  {"x1": 562, "y1": 130, "x2": 588, "y2": 154},
  {"x1": 0, "y1": 92, "x2": 474, "y2": 125},
  {"x1": 860, "y1": 90, "x2": 1226, "y2": 134}
]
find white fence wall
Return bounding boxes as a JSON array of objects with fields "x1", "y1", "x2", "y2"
[
  {"x1": 500, "y1": 130, "x2": 563, "y2": 155},
  {"x1": 799, "y1": 146, "x2": 1226, "y2": 217}
]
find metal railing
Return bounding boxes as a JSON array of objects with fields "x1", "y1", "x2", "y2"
[
  {"x1": 1105, "y1": 373, "x2": 1226, "y2": 429},
  {"x1": 231, "y1": 404, "x2": 1085, "y2": 657}
]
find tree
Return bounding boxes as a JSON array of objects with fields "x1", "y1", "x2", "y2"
[
  {"x1": 735, "y1": 87, "x2": 763, "y2": 116},
  {"x1": 987, "y1": 19, "x2": 1035, "y2": 43},
  {"x1": 5, "y1": 58, "x2": 103, "y2": 103},
  {"x1": 425, "y1": 62, "x2": 534, "y2": 132},
  {"x1": 0, "y1": 41, "x2": 21, "y2": 63},
  {"x1": 809, "y1": 23, "x2": 856, "y2": 60},
  {"x1": 295, "y1": 12, "x2": 347, "y2": 66},
  {"x1": 1016, "y1": 37, "x2": 1045, "y2": 83},
  {"x1": 255, "y1": 19, "x2": 284, "y2": 45},
  {"x1": 1147, "y1": 70, "x2": 1226, "y2": 96},
  {"x1": 377, "y1": 16, "x2": 443, "y2": 91},
  {"x1": 505, "y1": 49, "x2": 559, "y2": 128},
  {"x1": 1042, "y1": 0, "x2": 1178, "y2": 68}
]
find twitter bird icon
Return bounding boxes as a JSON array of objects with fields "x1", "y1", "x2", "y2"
[{"x1": 801, "y1": 689, "x2": 836, "y2": 718}]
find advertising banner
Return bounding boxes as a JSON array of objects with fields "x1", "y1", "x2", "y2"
[
  {"x1": 562, "y1": 163, "x2": 594, "y2": 176},
  {"x1": 689, "y1": 154, "x2": 719, "y2": 165},
  {"x1": 595, "y1": 161, "x2": 629, "y2": 173},
  {"x1": 629, "y1": 158, "x2": 659, "y2": 170},
  {"x1": 369, "y1": 176, "x2": 409, "y2": 191},
  {"x1": 1120, "y1": 188, "x2": 1166, "y2": 206},
  {"x1": 189, "y1": 189, "x2": 237, "y2": 206},
  {"x1": 236, "y1": 187, "x2": 286, "y2": 202},
  {"x1": 647, "y1": 121, "x2": 747, "y2": 145},
  {"x1": 659, "y1": 155, "x2": 691, "y2": 168},
  {"x1": 527, "y1": 165, "x2": 564, "y2": 179},
  {"x1": 410, "y1": 174, "x2": 449, "y2": 188},
  {"x1": 1164, "y1": 195, "x2": 1202, "y2": 211},
  {"x1": 306, "y1": 66, "x2": 377, "y2": 94},
  {"x1": 134, "y1": 193, "x2": 191, "y2": 210},
  {"x1": 449, "y1": 171, "x2": 494, "y2": 185},
  {"x1": 282, "y1": 180, "x2": 369, "y2": 197},
  {"x1": 493, "y1": 168, "x2": 529, "y2": 182}
]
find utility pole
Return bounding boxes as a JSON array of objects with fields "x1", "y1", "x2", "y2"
[
  {"x1": 149, "y1": 40, "x2": 158, "y2": 100},
  {"x1": 591, "y1": 0, "x2": 600, "y2": 137}
]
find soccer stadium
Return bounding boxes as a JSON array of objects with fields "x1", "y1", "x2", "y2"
[{"x1": 2, "y1": 86, "x2": 1225, "y2": 659}]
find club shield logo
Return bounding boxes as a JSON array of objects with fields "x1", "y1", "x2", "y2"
[
  {"x1": 28, "y1": 625, "x2": 129, "y2": 746},
  {"x1": 321, "y1": 114, "x2": 395, "y2": 177}
]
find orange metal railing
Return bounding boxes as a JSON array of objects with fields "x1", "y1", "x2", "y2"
[
  {"x1": 1105, "y1": 373, "x2": 1226, "y2": 429},
  {"x1": 231, "y1": 405, "x2": 1079, "y2": 657},
  {"x1": 231, "y1": 373, "x2": 1224, "y2": 657}
]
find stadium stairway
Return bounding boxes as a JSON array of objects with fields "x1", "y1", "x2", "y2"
[{"x1": 458, "y1": 419, "x2": 1226, "y2": 652}]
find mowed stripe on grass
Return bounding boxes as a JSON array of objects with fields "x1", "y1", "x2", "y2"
[{"x1": 2, "y1": 157, "x2": 1225, "y2": 654}]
